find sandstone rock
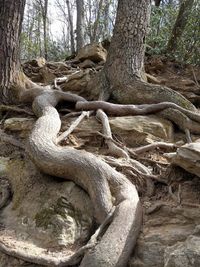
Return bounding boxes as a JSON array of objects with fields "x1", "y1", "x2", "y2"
[
  {"x1": 61, "y1": 69, "x2": 94, "y2": 94},
  {"x1": 75, "y1": 43, "x2": 107, "y2": 63},
  {"x1": 62, "y1": 115, "x2": 174, "y2": 148},
  {"x1": 3, "y1": 117, "x2": 35, "y2": 138},
  {"x1": 109, "y1": 115, "x2": 174, "y2": 145},
  {"x1": 0, "y1": 157, "x2": 9, "y2": 176},
  {"x1": 172, "y1": 140, "x2": 200, "y2": 177},
  {"x1": 24, "y1": 58, "x2": 46, "y2": 68},
  {"x1": 164, "y1": 235, "x2": 200, "y2": 267},
  {"x1": 79, "y1": 59, "x2": 96, "y2": 69},
  {"x1": 0, "y1": 157, "x2": 93, "y2": 266},
  {"x1": 129, "y1": 205, "x2": 200, "y2": 267}
]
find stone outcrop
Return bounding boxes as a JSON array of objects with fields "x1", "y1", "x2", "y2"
[
  {"x1": 75, "y1": 43, "x2": 107, "y2": 63},
  {"x1": 172, "y1": 140, "x2": 200, "y2": 177}
]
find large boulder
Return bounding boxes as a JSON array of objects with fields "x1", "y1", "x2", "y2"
[
  {"x1": 130, "y1": 203, "x2": 200, "y2": 267},
  {"x1": 172, "y1": 140, "x2": 200, "y2": 177},
  {"x1": 3, "y1": 114, "x2": 174, "y2": 146},
  {"x1": 164, "y1": 234, "x2": 200, "y2": 267},
  {"x1": 0, "y1": 156, "x2": 93, "y2": 266},
  {"x1": 75, "y1": 43, "x2": 107, "y2": 63},
  {"x1": 68, "y1": 115, "x2": 174, "y2": 147}
]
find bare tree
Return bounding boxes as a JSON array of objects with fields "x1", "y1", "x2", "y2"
[
  {"x1": 166, "y1": 0, "x2": 195, "y2": 53},
  {"x1": 66, "y1": 0, "x2": 76, "y2": 54},
  {"x1": 92, "y1": 0, "x2": 104, "y2": 42},
  {"x1": 38, "y1": 0, "x2": 49, "y2": 59},
  {"x1": 76, "y1": 0, "x2": 85, "y2": 50}
]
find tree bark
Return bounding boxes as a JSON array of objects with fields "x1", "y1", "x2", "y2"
[
  {"x1": 104, "y1": 0, "x2": 151, "y2": 84},
  {"x1": 166, "y1": 0, "x2": 195, "y2": 53},
  {"x1": 0, "y1": 0, "x2": 26, "y2": 103},
  {"x1": 38, "y1": 0, "x2": 49, "y2": 60},
  {"x1": 92, "y1": 0, "x2": 104, "y2": 43},
  {"x1": 66, "y1": 0, "x2": 76, "y2": 54},
  {"x1": 76, "y1": 0, "x2": 85, "y2": 51}
]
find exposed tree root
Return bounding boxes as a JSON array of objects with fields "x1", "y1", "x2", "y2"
[
  {"x1": 76, "y1": 100, "x2": 200, "y2": 135},
  {"x1": 0, "y1": 88, "x2": 143, "y2": 267},
  {"x1": 0, "y1": 129, "x2": 24, "y2": 149},
  {"x1": 96, "y1": 109, "x2": 129, "y2": 158},
  {"x1": 0, "y1": 104, "x2": 33, "y2": 115},
  {"x1": 1, "y1": 71, "x2": 200, "y2": 266}
]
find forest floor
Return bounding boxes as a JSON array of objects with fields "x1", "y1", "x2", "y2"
[{"x1": 0, "y1": 51, "x2": 200, "y2": 267}]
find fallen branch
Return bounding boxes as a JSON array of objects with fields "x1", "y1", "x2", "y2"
[
  {"x1": 133, "y1": 142, "x2": 178, "y2": 155},
  {"x1": 57, "y1": 111, "x2": 90, "y2": 144}
]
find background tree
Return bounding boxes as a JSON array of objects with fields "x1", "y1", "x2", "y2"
[
  {"x1": 66, "y1": 0, "x2": 76, "y2": 54},
  {"x1": 0, "y1": 0, "x2": 26, "y2": 103},
  {"x1": 76, "y1": 0, "x2": 85, "y2": 51},
  {"x1": 166, "y1": 0, "x2": 195, "y2": 53},
  {"x1": 37, "y1": 0, "x2": 49, "y2": 59}
]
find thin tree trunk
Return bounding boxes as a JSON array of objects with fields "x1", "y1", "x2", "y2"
[
  {"x1": 0, "y1": 0, "x2": 26, "y2": 103},
  {"x1": 103, "y1": 0, "x2": 110, "y2": 39},
  {"x1": 66, "y1": 0, "x2": 75, "y2": 54},
  {"x1": 92, "y1": 0, "x2": 104, "y2": 43},
  {"x1": 38, "y1": 0, "x2": 49, "y2": 60},
  {"x1": 166, "y1": 0, "x2": 195, "y2": 53},
  {"x1": 76, "y1": 0, "x2": 85, "y2": 51},
  {"x1": 43, "y1": 0, "x2": 48, "y2": 60}
]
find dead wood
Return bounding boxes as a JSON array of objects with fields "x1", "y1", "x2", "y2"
[
  {"x1": 57, "y1": 111, "x2": 90, "y2": 144},
  {"x1": 133, "y1": 142, "x2": 178, "y2": 155}
]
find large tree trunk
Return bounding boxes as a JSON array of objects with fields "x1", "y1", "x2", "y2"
[
  {"x1": 166, "y1": 0, "x2": 195, "y2": 53},
  {"x1": 76, "y1": 0, "x2": 85, "y2": 51},
  {"x1": 88, "y1": 0, "x2": 197, "y2": 134},
  {"x1": 0, "y1": 0, "x2": 26, "y2": 103},
  {"x1": 104, "y1": 0, "x2": 150, "y2": 83}
]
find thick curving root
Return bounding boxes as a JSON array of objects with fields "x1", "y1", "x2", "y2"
[
  {"x1": 0, "y1": 88, "x2": 142, "y2": 267},
  {"x1": 1, "y1": 80, "x2": 200, "y2": 266}
]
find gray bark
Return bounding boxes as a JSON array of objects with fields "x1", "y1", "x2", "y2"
[
  {"x1": 66, "y1": 0, "x2": 76, "y2": 54},
  {"x1": 76, "y1": 0, "x2": 85, "y2": 51},
  {"x1": 104, "y1": 0, "x2": 151, "y2": 84},
  {"x1": 166, "y1": 0, "x2": 195, "y2": 53},
  {"x1": 0, "y1": 0, "x2": 26, "y2": 103}
]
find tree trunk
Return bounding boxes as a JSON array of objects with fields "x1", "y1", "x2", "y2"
[
  {"x1": 92, "y1": 0, "x2": 104, "y2": 43},
  {"x1": 166, "y1": 0, "x2": 195, "y2": 53},
  {"x1": 103, "y1": 0, "x2": 110, "y2": 39},
  {"x1": 43, "y1": 0, "x2": 48, "y2": 60},
  {"x1": 0, "y1": 0, "x2": 26, "y2": 103},
  {"x1": 104, "y1": 0, "x2": 151, "y2": 85},
  {"x1": 38, "y1": 0, "x2": 49, "y2": 60},
  {"x1": 66, "y1": 0, "x2": 75, "y2": 54},
  {"x1": 76, "y1": 0, "x2": 85, "y2": 51}
]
